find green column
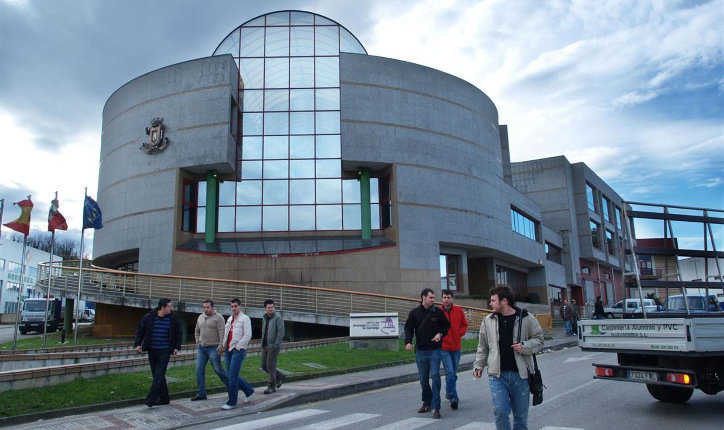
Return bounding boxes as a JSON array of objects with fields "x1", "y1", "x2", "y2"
[
  {"x1": 178, "y1": 313, "x2": 188, "y2": 344},
  {"x1": 205, "y1": 171, "x2": 218, "y2": 244},
  {"x1": 64, "y1": 298, "x2": 74, "y2": 337},
  {"x1": 360, "y1": 167, "x2": 371, "y2": 240}
]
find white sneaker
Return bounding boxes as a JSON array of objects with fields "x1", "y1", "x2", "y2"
[
  {"x1": 221, "y1": 403, "x2": 235, "y2": 410},
  {"x1": 244, "y1": 394, "x2": 253, "y2": 403}
]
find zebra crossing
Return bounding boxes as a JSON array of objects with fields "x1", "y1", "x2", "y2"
[{"x1": 213, "y1": 408, "x2": 585, "y2": 430}]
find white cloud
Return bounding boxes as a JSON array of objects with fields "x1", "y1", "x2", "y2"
[
  {"x1": 693, "y1": 177, "x2": 723, "y2": 188},
  {"x1": 363, "y1": 0, "x2": 724, "y2": 204},
  {"x1": 0, "y1": 109, "x2": 100, "y2": 237}
]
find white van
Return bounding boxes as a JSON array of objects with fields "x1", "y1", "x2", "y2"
[{"x1": 603, "y1": 298, "x2": 658, "y2": 318}]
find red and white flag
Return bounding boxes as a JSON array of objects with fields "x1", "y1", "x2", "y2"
[{"x1": 48, "y1": 197, "x2": 68, "y2": 232}]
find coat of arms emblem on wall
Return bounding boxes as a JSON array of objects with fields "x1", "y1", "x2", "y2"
[{"x1": 140, "y1": 117, "x2": 169, "y2": 154}]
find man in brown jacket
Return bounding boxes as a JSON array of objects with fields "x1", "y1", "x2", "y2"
[{"x1": 191, "y1": 299, "x2": 228, "y2": 401}]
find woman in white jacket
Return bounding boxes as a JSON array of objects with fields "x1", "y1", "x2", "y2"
[{"x1": 220, "y1": 298, "x2": 255, "y2": 409}]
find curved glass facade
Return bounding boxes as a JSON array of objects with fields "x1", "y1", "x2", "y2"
[{"x1": 210, "y1": 11, "x2": 375, "y2": 233}]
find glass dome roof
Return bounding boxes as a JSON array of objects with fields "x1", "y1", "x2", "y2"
[{"x1": 213, "y1": 10, "x2": 367, "y2": 57}]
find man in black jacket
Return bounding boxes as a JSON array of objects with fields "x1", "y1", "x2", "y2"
[
  {"x1": 405, "y1": 288, "x2": 450, "y2": 419},
  {"x1": 594, "y1": 296, "x2": 605, "y2": 319},
  {"x1": 134, "y1": 298, "x2": 183, "y2": 407}
]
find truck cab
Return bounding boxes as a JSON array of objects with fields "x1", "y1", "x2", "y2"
[{"x1": 19, "y1": 297, "x2": 63, "y2": 334}]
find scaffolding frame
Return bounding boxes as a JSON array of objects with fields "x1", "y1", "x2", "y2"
[{"x1": 621, "y1": 201, "x2": 724, "y2": 317}]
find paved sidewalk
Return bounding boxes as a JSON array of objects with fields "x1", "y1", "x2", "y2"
[{"x1": 5, "y1": 326, "x2": 576, "y2": 430}]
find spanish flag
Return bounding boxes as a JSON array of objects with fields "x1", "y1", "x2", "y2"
[{"x1": 3, "y1": 197, "x2": 33, "y2": 236}]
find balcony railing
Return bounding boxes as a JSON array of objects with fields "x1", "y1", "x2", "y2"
[{"x1": 37, "y1": 262, "x2": 492, "y2": 328}]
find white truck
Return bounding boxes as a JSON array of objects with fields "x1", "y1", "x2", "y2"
[
  {"x1": 578, "y1": 315, "x2": 724, "y2": 403},
  {"x1": 19, "y1": 297, "x2": 64, "y2": 334}
]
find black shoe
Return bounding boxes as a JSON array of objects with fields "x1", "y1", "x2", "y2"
[
  {"x1": 145, "y1": 402, "x2": 154, "y2": 408},
  {"x1": 264, "y1": 387, "x2": 276, "y2": 394},
  {"x1": 190, "y1": 395, "x2": 207, "y2": 401},
  {"x1": 417, "y1": 403, "x2": 430, "y2": 413},
  {"x1": 276, "y1": 374, "x2": 285, "y2": 389},
  {"x1": 432, "y1": 409, "x2": 441, "y2": 419},
  {"x1": 451, "y1": 399, "x2": 458, "y2": 410}
]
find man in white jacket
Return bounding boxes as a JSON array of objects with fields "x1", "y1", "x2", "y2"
[
  {"x1": 473, "y1": 286, "x2": 544, "y2": 430},
  {"x1": 220, "y1": 298, "x2": 254, "y2": 410}
]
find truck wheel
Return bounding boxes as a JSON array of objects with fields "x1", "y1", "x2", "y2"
[
  {"x1": 646, "y1": 384, "x2": 694, "y2": 403},
  {"x1": 19, "y1": 329, "x2": 27, "y2": 335},
  {"x1": 606, "y1": 313, "x2": 614, "y2": 319}
]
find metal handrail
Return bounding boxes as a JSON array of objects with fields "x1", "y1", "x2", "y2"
[{"x1": 36, "y1": 262, "x2": 493, "y2": 328}]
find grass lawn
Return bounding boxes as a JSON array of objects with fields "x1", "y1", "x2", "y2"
[
  {"x1": 0, "y1": 330, "x2": 128, "y2": 351},
  {"x1": 0, "y1": 339, "x2": 480, "y2": 417}
]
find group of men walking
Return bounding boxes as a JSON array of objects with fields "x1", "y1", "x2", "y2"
[
  {"x1": 133, "y1": 297, "x2": 285, "y2": 410},
  {"x1": 135, "y1": 285, "x2": 544, "y2": 429},
  {"x1": 406, "y1": 286, "x2": 544, "y2": 429}
]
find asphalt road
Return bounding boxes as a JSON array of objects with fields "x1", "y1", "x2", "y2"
[
  {"x1": 0, "y1": 323, "x2": 42, "y2": 344},
  {"x1": 188, "y1": 346, "x2": 724, "y2": 430}
]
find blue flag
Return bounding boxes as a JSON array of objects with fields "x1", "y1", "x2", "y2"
[{"x1": 83, "y1": 196, "x2": 103, "y2": 230}]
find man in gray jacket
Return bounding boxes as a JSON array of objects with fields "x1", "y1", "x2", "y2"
[
  {"x1": 191, "y1": 299, "x2": 228, "y2": 401},
  {"x1": 473, "y1": 286, "x2": 544, "y2": 430},
  {"x1": 261, "y1": 299, "x2": 285, "y2": 394}
]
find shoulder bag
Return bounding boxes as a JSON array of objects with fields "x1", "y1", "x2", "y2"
[{"x1": 517, "y1": 311, "x2": 544, "y2": 406}]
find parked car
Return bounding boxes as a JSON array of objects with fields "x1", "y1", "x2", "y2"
[
  {"x1": 603, "y1": 298, "x2": 658, "y2": 318},
  {"x1": 664, "y1": 294, "x2": 722, "y2": 312},
  {"x1": 78, "y1": 308, "x2": 96, "y2": 322}
]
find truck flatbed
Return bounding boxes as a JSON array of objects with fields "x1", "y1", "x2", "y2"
[{"x1": 578, "y1": 316, "x2": 724, "y2": 355}]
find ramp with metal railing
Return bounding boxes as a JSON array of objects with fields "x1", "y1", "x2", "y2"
[{"x1": 36, "y1": 262, "x2": 492, "y2": 329}]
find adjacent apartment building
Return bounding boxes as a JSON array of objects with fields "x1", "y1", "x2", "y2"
[
  {"x1": 0, "y1": 238, "x2": 63, "y2": 314},
  {"x1": 510, "y1": 156, "x2": 630, "y2": 308}
]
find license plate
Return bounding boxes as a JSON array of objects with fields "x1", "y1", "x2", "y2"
[{"x1": 629, "y1": 370, "x2": 657, "y2": 381}]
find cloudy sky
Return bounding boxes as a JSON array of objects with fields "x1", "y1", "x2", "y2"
[{"x1": 1, "y1": 0, "x2": 722, "y2": 251}]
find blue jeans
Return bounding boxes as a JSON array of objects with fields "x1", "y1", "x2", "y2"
[
  {"x1": 224, "y1": 349, "x2": 254, "y2": 406},
  {"x1": 440, "y1": 349, "x2": 461, "y2": 401},
  {"x1": 415, "y1": 348, "x2": 442, "y2": 410},
  {"x1": 196, "y1": 345, "x2": 228, "y2": 397},
  {"x1": 564, "y1": 320, "x2": 572, "y2": 335},
  {"x1": 146, "y1": 349, "x2": 171, "y2": 405},
  {"x1": 489, "y1": 371, "x2": 530, "y2": 430}
]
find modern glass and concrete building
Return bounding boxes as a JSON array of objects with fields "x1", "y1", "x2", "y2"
[{"x1": 94, "y1": 10, "x2": 579, "y2": 302}]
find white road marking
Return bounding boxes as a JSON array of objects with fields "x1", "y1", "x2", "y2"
[
  {"x1": 545, "y1": 378, "x2": 599, "y2": 403},
  {"x1": 563, "y1": 353, "x2": 601, "y2": 363},
  {"x1": 288, "y1": 412, "x2": 378, "y2": 429},
  {"x1": 213, "y1": 408, "x2": 328, "y2": 430},
  {"x1": 455, "y1": 422, "x2": 497, "y2": 429},
  {"x1": 373, "y1": 417, "x2": 439, "y2": 429},
  {"x1": 540, "y1": 427, "x2": 585, "y2": 430}
]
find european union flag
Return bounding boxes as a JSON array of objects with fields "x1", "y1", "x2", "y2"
[{"x1": 83, "y1": 196, "x2": 103, "y2": 230}]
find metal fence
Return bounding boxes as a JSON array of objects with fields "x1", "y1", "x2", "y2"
[{"x1": 37, "y1": 262, "x2": 492, "y2": 327}]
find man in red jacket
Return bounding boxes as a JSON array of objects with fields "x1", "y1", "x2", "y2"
[{"x1": 440, "y1": 289, "x2": 468, "y2": 410}]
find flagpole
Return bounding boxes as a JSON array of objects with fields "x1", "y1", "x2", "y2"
[
  {"x1": 11, "y1": 195, "x2": 31, "y2": 352},
  {"x1": 42, "y1": 192, "x2": 59, "y2": 350},
  {"x1": 0, "y1": 198, "x2": 4, "y2": 310},
  {"x1": 74, "y1": 188, "x2": 87, "y2": 345}
]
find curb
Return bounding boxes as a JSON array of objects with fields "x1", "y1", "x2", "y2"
[{"x1": 0, "y1": 358, "x2": 422, "y2": 427}]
